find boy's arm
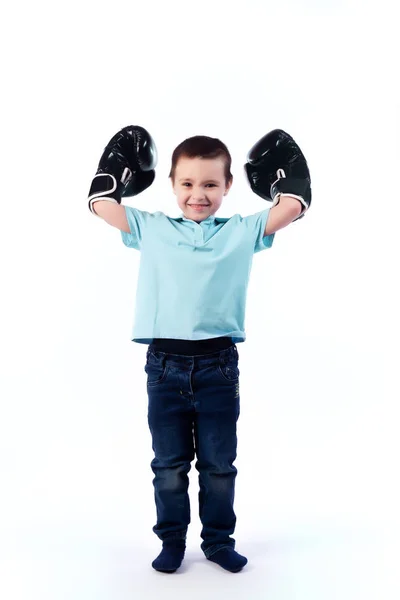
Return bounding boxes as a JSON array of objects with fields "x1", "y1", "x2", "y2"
[
  {"x1": 264, "y1": 195, "x2": 303, "y2": 235},
  {"x1": 92, "y1": 201, "x2": 131, "y2": 233}
]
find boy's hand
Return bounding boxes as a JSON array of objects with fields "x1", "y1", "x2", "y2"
[
  {"x1": 88, "y1": 125, "x2": 158, "y2": 217},
  {"x1": 244, "y1": 129, "x2": 311, "y2": 221}
]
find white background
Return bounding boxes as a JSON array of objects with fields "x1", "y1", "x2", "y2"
[{"x1": 1, "y1": 0, "x2": 399, "y2": 598}]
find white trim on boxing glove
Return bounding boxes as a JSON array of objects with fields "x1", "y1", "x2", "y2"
[
  {"x1": 88, "y1": 169, "x2": 132, "y2": 217},
  {"x1": 270, "y1": 169, "x2": 286, "y2": 208},
  {"x1": 270, "y1": 169, "x2": 308, "y2": 214}
]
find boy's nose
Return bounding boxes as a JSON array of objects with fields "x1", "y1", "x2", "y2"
[{"x1": 191, "y1": 189, "x2": 206, "y2": 200}]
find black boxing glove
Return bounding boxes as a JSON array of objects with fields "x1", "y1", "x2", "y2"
[
  {"x1": 88, "y1": 125, "x2": 157, "y2": 216},
  {"x1": 244, "y1": 129, "x2": 311, "y2": 220}
]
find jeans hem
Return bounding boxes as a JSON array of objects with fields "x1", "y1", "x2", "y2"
[
  {"x1": 160, "y1": 531, "x2": 187, "y2": 543},
  {"x1": 203, "y1": 543, "x2": 234, "y2": 559}
]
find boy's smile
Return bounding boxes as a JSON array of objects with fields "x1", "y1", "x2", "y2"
[
  {"x1": 171, "y1": 156, "x2": 232, "y2": 222},
  {"x1": 189, "y1": 204, "x2": 209, "y2": 211}
]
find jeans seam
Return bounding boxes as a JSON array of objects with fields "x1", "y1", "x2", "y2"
[{"x1": 205, "y1": 543, "x2": 233, "y2": 558}]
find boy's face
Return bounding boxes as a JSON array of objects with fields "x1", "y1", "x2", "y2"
[{"x1": 171, "y1": 156, "x2": 232, "y2": 222}]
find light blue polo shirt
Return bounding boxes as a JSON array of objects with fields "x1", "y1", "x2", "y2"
[{"x1": 120, "y1": 207, "x2": 275, "y2": 344}]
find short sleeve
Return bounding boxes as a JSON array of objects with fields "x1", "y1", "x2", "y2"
[
  {"x1": 120, "y1": 206, "x2": 153, "y2": 250},
  {"x1": 242, "y1": 208, "x2": 275, "y2": 253}
]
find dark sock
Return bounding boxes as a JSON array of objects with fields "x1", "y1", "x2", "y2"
[
  {"x1": 152, "y1": 540, "x2": 186, "y2": 573},
  {"x1": 207, "y1": 548, "x2": 248, "y2": 572}
]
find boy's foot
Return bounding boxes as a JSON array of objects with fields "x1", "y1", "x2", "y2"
[
  {"x1": 207, "y1": 547, "x2": 248, "y2": 572},
  {"x1": 152, "y1": 541, "x2": 186, "y2": 573}
]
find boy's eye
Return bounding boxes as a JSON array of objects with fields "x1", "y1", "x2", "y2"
[{"x1": 182, "y1": 183, "x2": 216, "y2": 187}]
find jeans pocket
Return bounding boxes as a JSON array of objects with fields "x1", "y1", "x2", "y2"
[
  {"x1": 145, "y1": 353, "x2": 169, "y2": 386},
  {"x1": 218, "y1": 362, "x2": 240, "y2": 382},
  {"x1": 145, "y1": 363, "x2": 169, "y2": 386}
]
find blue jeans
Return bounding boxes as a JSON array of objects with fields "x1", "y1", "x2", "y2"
[{"x1": 145, "y1": 343, "x2": 240, "y2": 558}]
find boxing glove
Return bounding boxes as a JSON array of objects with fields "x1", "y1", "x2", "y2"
[
  {"x1": 88, "y1": 125, "x2": 157, "y2": 216},
  {"x1": 244, "y1": 129, "x2": 311, "y2": 220}
]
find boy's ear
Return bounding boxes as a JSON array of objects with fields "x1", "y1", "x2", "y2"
[{"x1": 224, "y1": 177, "x2": 233, "y2": 195}]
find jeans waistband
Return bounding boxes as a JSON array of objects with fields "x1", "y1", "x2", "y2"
[
  {"x1": 150, "y1": 336, "x2": 233, "y2": 356},
  {"x1": 147, "y1": 342, "x2": 238, "y2": 369}
]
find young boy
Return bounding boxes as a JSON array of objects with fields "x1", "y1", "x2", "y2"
[{"x1": 88, "y1": 126, "x2": 311, "y2": 574}]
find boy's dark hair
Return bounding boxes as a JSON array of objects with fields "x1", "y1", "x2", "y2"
[{"x1": 168, "y1": 136, "x2": 233, "y2": 186}]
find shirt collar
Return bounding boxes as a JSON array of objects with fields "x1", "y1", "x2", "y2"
[{"x1": 173, "y1": 213, "x2": 219, "y2": 225}]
